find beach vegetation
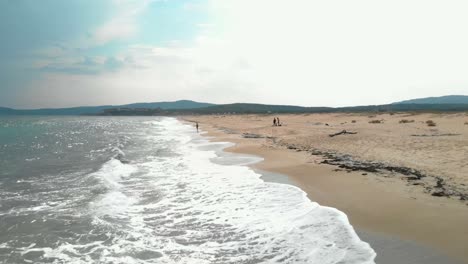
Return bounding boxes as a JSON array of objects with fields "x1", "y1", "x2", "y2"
[
  {"x1": 426, "y1": 120, "x2": 437, "y2": 126},
  {"x1": 399, "y1": 119, "x2": 415, "y2": 124},
  {"x1": 369, "y1": 120, "x2": 383, "y2": 124}
]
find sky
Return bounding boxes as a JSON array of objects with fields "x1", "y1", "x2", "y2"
[{"x1": 1, "y1": 0, "x2": 468, "y2": 109}]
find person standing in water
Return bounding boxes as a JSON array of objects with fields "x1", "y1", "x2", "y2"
[{"x1": 195, "y1": 122, "x2": 199, "y2": 133}]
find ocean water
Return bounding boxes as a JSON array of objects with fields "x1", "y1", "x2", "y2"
[{"x1": 0, "y1": 116, "x2": 376, "y2": 264}]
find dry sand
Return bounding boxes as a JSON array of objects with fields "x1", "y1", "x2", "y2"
[{"x1": 182, "y1": 112, "x2": 468, "y2": 263}]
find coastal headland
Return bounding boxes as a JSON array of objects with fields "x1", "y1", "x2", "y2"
[{"x1": 182, "y1": 112, "x2": 468, "y2": 263}]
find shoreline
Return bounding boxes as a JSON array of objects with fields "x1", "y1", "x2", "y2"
[{"x1": 182, "y1": 116, "x2": 468, "y2": 264}]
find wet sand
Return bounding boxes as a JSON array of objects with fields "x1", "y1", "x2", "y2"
[{"x1": 181, "y1": 113, "x2": 468, "y2": 263}]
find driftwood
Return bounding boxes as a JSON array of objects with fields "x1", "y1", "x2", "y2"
[{"x1": 329, "y1": 130, "x2": 357, "y2": 137}]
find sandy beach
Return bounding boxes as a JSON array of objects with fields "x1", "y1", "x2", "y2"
[{"x1": 182, "y1": 113, "x2": 468, "y2": 263}]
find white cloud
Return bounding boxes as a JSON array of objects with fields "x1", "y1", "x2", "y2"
[
  {"x1": 91, "y1": 0, "x2": 155, "y2": 45},
  {"x1": 92, "y1": 19, "x2": 136, "y2": 45},
  {"x1": 203, "y1": 0, "x2": 468, "y2": 106},
  {"x1": 24, "y1": 0, "x2": 468, "y2": 108},
  {"x1": 24, "y1": 39, "x2": 260, "y2": 107}
]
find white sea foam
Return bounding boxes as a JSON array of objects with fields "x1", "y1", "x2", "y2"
[
  {"x1": 89, "y1": 158, "x2": 138, "y2": 219},
  {"x1": 18, "y1": 117, "x2": 376, "y2": 263},
  {"x1": 92, "y1": 158, "x2": 137, "y2": 189}
]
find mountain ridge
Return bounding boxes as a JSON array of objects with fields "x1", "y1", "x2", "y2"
[
  {"x1": 393, "y1": 95, "x2": 468, "y2": 104},
  {"x1": 1, "y1": 96, "x2": 468, "y2": 116},
  {"x1": 0, "y1": 100, "x2": 214, "y2": 115}
]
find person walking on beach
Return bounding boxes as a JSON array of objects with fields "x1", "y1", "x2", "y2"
[
  {"x1": 276, "y1": 117, "x2": 281, "y2": 126},
  {"x1": 195, "y1": 122, "x2": 199, "y2": 133},
  {"x1": 273, "y1": 118, "x2": 277, "y2": 126}
]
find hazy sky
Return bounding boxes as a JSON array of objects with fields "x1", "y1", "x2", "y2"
[{"x1": 1, "y1": 0, "x2": 468, "y2": 109}]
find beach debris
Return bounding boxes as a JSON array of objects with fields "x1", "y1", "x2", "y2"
[
  {"x1": 431, "y1": 190, "x2": 449, "y2": 197},
  {"x1": 242, "y1": 133, "x2": 265, "y2": 139},
  {"x1": 411, "y1": 133, "x2": 461, "y2": 137},
  {"x1": 435, "y1": 177, "x2": 444, "y2": 188},
  {"x1": 283, "y1": 144, "x2": 308, "y2": 152},
  {"x1": 275, "y1": 138, "x2": 466, "y2": 202},
  {"x1": 221, "y1": 128, "x2": 238, "y2": 134},
  {"x1": 329, "y1": 130, "x2": 357, "y2": 137},
  {"x1": 305, "y1": 148, "x2": 466, "y2": 201}
]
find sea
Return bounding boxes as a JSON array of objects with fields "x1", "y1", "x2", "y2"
[{"x1": 0, "y1": 116, "x2": 376, "y2": 264}]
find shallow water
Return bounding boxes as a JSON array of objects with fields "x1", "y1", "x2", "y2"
[{"x1": 0, "y1": 116, "x2": 375, "y2": 263}]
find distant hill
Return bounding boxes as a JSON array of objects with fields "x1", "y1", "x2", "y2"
[
  {"x1": 0, "y1": 107, "x2": 15, "y2": 114},
  {"x1": 173, "y1": 103, "x2": 333, "y2": 114},
  {"x1": 336, "y1": 103, "x2": 468, "y2": 113},
  {"x1": 122, "y1": 100, "x2": 214, "y2": 109},
  {"x1": 393, "y1": 95, "x2": 468, "y2": 104},
  {"x1": 171, "y1": 103, "x2": 468, "y2": 115},
  {"x1": 0, "y1": 100, "x2": 214, "y2": 115},
  {"x1": 2, "y1": 98, "x2": 468, "y2": 116}
]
